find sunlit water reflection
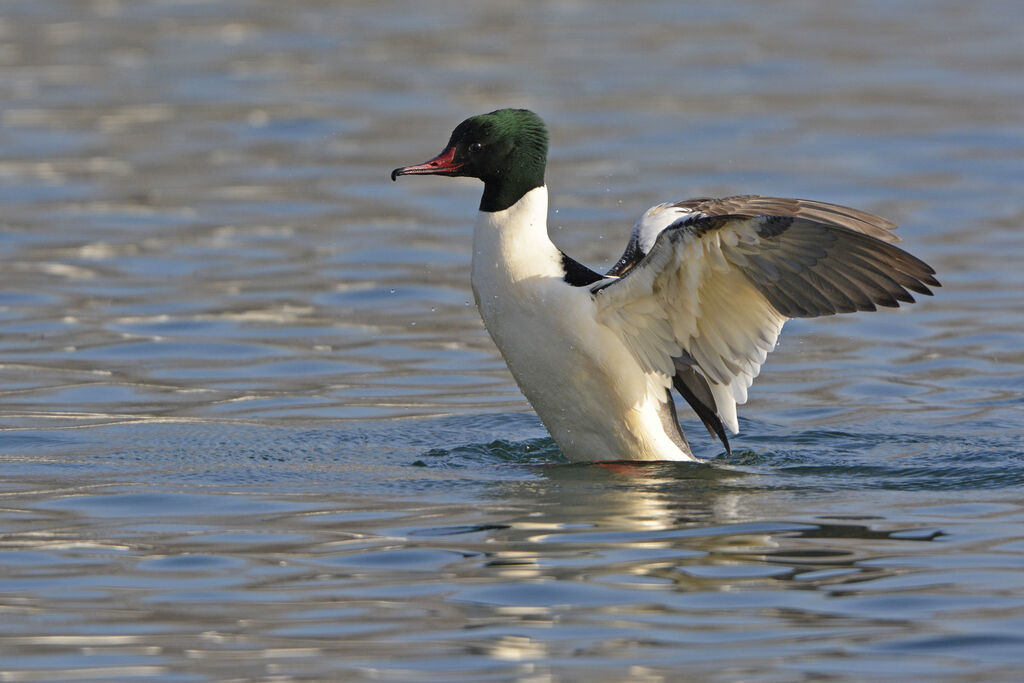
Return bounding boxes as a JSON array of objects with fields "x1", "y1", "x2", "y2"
[{"x1": 2, "y1": 0, "x2": 1023, "y2": 680}]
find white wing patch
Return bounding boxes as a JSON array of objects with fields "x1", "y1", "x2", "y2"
[
  {"x1": 632, "y1": 202, "x2": 701, "y2": 253},
  {"x1": 594, "y1": 213, "x2": 787, "y2": 434}
]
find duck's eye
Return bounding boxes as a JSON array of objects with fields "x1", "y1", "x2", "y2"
[{"x1": 469, "y1": 142, "x2": 484, "y2": 153}]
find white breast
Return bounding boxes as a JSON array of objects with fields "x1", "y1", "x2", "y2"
[{"x1": 469, "y1": 187, "x2": 696, "y2": 462}]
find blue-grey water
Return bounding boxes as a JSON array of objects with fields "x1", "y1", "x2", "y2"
[{"x1": 2, "y1": 1, "x2": 1023, "y2": 680}]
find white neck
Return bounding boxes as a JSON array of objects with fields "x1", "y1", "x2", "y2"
[{"x1": 470, "y1": 186, "x2": 562, "y2": 287}]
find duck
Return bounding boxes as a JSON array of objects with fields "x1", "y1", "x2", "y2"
[{"x1": 391, "y1": 108, "x2": 938, "y2": 462}]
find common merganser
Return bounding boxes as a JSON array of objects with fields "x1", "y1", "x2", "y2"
[{"x1": 391, "y1": 109, "x2": 938, "y2": 462}]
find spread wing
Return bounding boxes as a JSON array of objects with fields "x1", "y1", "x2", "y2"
[{"x1": 593, "y1": 195, "x2": 939, "y2": 444}]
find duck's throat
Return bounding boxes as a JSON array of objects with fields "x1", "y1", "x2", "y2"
[{"x1": 479, "y1": 167, "x2": 546, "y2": 213}]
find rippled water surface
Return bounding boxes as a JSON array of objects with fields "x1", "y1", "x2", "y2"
[{"x1": 2, "y1": 1, "x2": 1024, "y2": 680}]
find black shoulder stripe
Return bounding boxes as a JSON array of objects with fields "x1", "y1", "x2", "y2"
[
  {"x1": 561, "y1": 252, "x2": 604, "y2": 287},
  {"x1": 605, "y1": 237, "x2": 645, "y2": 278}
]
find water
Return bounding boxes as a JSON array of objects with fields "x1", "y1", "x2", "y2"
[{"x1": 1, "y1": 0, "x2": 1023, "y2": 680}]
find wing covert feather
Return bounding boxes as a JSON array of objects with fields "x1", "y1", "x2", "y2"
[{"x1": 593, "y1": 197, "x2": 938, "y2": 436}]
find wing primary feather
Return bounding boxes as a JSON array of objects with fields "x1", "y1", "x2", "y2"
[
  {"x1": 798, "y1": 266, "x2": 860, "y2": 314},
  {"x1": 813, "y1": 261, "x2": 878, "y2": 312},
  {"x1": 839, "y1": 247, "x2": 924, "y2": 301},
  {"x1": 741, "y1": 271, "x2": 817, "y2": 318},
  {"x1": 834, "y1": 256, "x2": 910, "y2": 307},
  {"x1": 814, "y1": 255, "x2": 897, "y2": 306},
  {"x1": 592, "y1": 195, "x2": 938, "y2": 455},
  {"x1": 840, "y1": 239, "x2": 938, "y2": 294},
  {"x1": 760, "y1": 265, "x2": 841, "y2": 316},
  {"x1": 888, "y1": 269, "x2": 935, "y2": 297},
  {"x1": 672, "y1": 361, "x2": 731, "y2": 452},
  {"x1": 832, "y1": 227, "x2": 939, "y2": 278}
]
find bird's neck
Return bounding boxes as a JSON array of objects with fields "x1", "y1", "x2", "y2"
[
  {"x1": 479, "y1": 161, "x2": 546, "y2": 213},
  {"x1": 472, "y1": 186, "x2": 562, "y2": 285}
]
